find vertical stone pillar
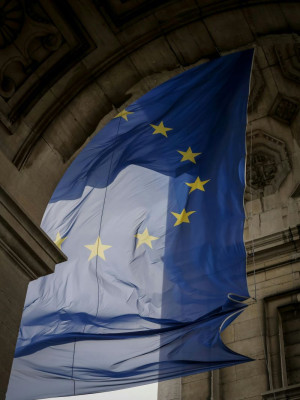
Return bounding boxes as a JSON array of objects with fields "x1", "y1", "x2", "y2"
[
  {"x1": 0, "y1": 186, "x2": 66, "y2": 399},
  {"x1": 158, "y1": 377, "x2": 182, "y2": 400},
  {"x1": 210, "y1": 370, "x2": 220, "y2": 400}
]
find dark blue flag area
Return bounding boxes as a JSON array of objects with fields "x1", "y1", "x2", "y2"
[{"x1": 7, "y1": 50, "x2": 253, "y2": 400}]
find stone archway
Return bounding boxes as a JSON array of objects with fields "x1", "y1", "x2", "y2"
[
  {"x1": 0, "y1": 1, "x2": 299, "y2": 223},
  {"x1": 1, "y1": 1, "x2": 300, "y2": 399}
]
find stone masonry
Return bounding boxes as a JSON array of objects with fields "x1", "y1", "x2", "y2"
[{"x1": 0, "y1": 1, "x2": 300, "y2": 399}]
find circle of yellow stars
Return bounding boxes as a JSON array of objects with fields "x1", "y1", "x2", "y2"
[{"x1": 54, "y1": 108, "x2": 211, "y2": 261}]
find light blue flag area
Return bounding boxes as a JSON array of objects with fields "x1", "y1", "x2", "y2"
[{"x1": 7, "y1": 50, "x2": 253, "y2": 400}]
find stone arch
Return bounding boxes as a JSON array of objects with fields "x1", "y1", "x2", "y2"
[
  {"x1": 1, "y1": 4, "x2": 300, "y2": 224},
  {"x1": 1, "y1": 2, "x2": 300, "y2": 399}
]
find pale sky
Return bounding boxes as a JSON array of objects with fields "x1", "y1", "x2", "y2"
[{"x1": 44, "y1": 383, "x2": 158, "y2": 400}]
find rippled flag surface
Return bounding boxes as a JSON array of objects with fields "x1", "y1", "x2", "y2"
[{"x1": 7, "y1": 50, "x2": 253, "y2": 400}]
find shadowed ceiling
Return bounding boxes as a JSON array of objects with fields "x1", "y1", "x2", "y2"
[{"x1": 0, "y1": 0, "x2": 299, "y2": 223}]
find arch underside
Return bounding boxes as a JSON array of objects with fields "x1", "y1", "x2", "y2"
[
  {"x1": 0, "y1": 0, "x2": 299, "y2": 224},
  {"x1": 0, "y1": 2, "x2": 300, "y2": 399}
]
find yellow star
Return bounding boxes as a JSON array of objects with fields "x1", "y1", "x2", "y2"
[
  {"x1": 84, "y1": 236, "x2": 112, "y2": 261},
  {"x1": 54, "y1": 232, "x2": 67, "y2": 250},
  {"x1": 114, "y1": 109, "x2": 134, "y2": 121},
  {"x1": 177, "y1": 147, "x2": 201, "y2": 164},
  {"x1": 171, "y1": 209, "x2": 196, "y2": 226},
  {"x1": 185, "y1": 177, "x2": 210, "y2": 194},
  {"x1": 150, "y1": 121, "x2": 173, "y2": 138},
  {"x1": 135, "y1": 228, "x2": 158, "y2": 249}
]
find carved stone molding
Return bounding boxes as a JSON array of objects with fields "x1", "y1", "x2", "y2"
[
  {"x1": 269, "y1": 93, "x2": 300, "y2": 125},
  {"x1": 1, "y1": 1, "x2": 298, "y2": 174},
  {"x1": 262, "y1": 290, "x2": 300, "y2": 397},
  {"x1": 0, "y1": 0, "x2": 24, "y2": 48},
  {"x1": 0, "y1": 184, "x2": 66, "y2": 398},
  {"x1": 0, "y1": 0, "x2": 95, "y2": 136},
  {"x1": 0, "y1": 184, "x2": 66, "y2": 279},
  {"x1": 0, "y1": 20, "x2": 63, "y2": 101},
  {"x1": 96, "y1": 0, "x2": 298, "y2": 30},
  {"x1": 246, "y1": 226, "x2": 300, "y2": 273},
  {"x1": 275, "y1": 43, "x2": 300, "y2": 84},
  {"x1": 246, "y1": 130, "x2": 291, "y2": 198},
  {"x1": 94, "y1": 0, "x2": 173, "y2": 29},
  {"x1": 262, "y1": 383, "x2": 300, "y2": 400}
]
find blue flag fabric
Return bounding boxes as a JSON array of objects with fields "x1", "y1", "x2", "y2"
[{"x1": 7, "y1": 50, "x2": 253, "y2": 400}]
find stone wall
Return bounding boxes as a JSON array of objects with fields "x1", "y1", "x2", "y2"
[
  {"x1": 1, "y1": 1, "x2": 299, "y2": 225},
  {"x1": 1, "y1": 1, "x2": 300, "y2": 399},
  {"x1": 0, "y1": 186, "x2": 66, "y2": 399},
  {"x1": 158, "y1": 32, "x2": 300, "y2": 400},
  {"x1": 158, "y1": 228, "x2": 300, "y2": 400}
]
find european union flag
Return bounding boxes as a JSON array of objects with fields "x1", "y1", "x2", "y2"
[{"x1": 7, "y1": 50, "x2": 253, "y2": 400}]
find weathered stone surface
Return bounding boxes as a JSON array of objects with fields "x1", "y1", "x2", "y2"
[
  {"x1": 236, "y1": 358, "x2": 267, "y2": 380},
  {"x1": 203, "y1": 9, "x2": 253, "y2": 51},
  {"x1": 0, "y1": 2, "x2": 300, "y2": 400},
  {"x1": 183, "y1": 371, "x2": 209, "y2": 383},
  {"x1": 182, "y1": 374, "x2": 209, "y2": 400},
  {"x1": 42, "y1": 84, "x2": 111, "y2": 163},
  {"x1": 116, "y1": 14, "x2": 158, "y2": 46},
  {"x1": 260, "y1": 209, "x2": 284, "y2": 236},
  {"x1": 263, "y1": 194, "x2": 280, "y2": 212},
  {"x1": 129, "y1": 37, "x2": 179, "y2": 76},
  {"x1": 97, "y1": 58, "x2": 141, "y2": 107},
  {"x1": 281, "y1": 3, "x2": 300, "y2": 31},
  {"x1": 269, "y1": 93, "x2": 300, "y2": 125},
  {"x1": 221, "y1": 324, "x2": 234, "y2": 344},
  {"x1": 234, "y1": 318, "x2": 262, "y2": 341},
  {"x1": 166, "y1": 21, "x2": 216, "y2": 65},
  {"x1": 245, "y1": 198, "x2": 263, "y2": 216},
  {"x1": 0, "y1": 186, "x2": 66, "y2": 399},
  {"x1": 158, "y1": 378, "x2": 181, "y2": 400},
  {"x1": 221, "y1": 365, "x2": 237, "y2": 385},
  {"x1": 242, "y1": 4, "x2": 289, "y2": 36},
  {"x1": 221, "y1": 373, "x2": 268, "y2": 400}
]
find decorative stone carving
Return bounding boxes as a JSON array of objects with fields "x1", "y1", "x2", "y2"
[
  {"x1": 24, "y1": 0, "x2": 50, "y2": 24},
  {"x1": 269, "y1": 93, "x2": 300, "y2": 124},
  {"x1": 245, "y1": 226, "x2": 300, "y2": 269},
  {"x1": 0, "y1": 0, "x2": 24, "y2": 48},
  {"x1": 248, "y1": 152, "x2": 277, "y2": 190},
  {"x1": 0, "y1": 1, "x2": 94, "y2": 136},
  {"x1": 0, "y1": 24, "x2": 63, "y2": 100},
  {"x1": 275, "y1": 43, "x2": 300, "y2": 84},
  {"x1": 246, "y1": 130, "x2": 291, "y2": 198},
  {"x1": 94, "y1": 0, "x2": 167, "y2": 28}
]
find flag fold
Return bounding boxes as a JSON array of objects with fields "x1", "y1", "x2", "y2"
[{"x1": 7, "y1": 49, "x2": 253, "y2": 400}]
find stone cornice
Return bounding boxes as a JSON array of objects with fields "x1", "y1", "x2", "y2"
[
  {"x1": 262, "y1": 383, "x2": 300, "y2": 399},
  {"x1": 0, "y1": 185, "x2": 66, "y2": 280},
  {"x1": 246, "y1": 226, "x2": 300, "y2": 275}
]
